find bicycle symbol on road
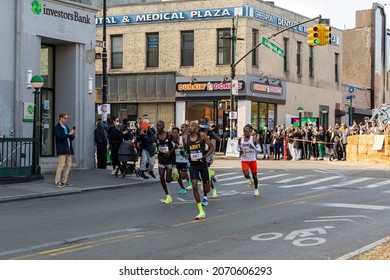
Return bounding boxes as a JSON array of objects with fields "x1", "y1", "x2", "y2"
[{"x1": 251, "y1": 226, "x2": 335, "y2": 247}]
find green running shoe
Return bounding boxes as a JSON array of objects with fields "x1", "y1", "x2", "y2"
[
  {"x1": 178, "y1": 188, "x2": 186, "y2": 195},
  {"x1": 211, "y1": 188, "x2": 218, "y2": 199},
  {"x1": 163, "y1": 195, "x2": 172, "y2": 204},
  {"x1": 195, "y1": 211, "x2": 206, "y2": 220}
]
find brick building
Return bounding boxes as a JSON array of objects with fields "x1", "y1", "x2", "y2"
[{"x1": 95, "y1": 0, "x2": 344, "y2": 133}]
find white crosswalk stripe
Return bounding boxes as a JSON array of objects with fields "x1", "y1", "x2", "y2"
[
  {"x1": 359, "y1": 179, "x2": 390, "y2": 189},
  {"x1": 278, "y1": 176, "x2": 341, "y2": 189},
  {"x1": 259, "y1": 174, "x2": 290, "y2": 180},
  {"x1": 218, "y1": 175, "x2": 245, "y2": 182},
  {"x1": 215, "y1": 172, "x2": 239, "y2": 178},
  {"x1": 276, "y1": 176, "x2": 309, "y2": 183},
  {"x1": 330, "y1": 177, "x2": 373, "y2": 187},
  {"x1": 209, "y1": 170, "x2": 390, "y2": 192}
]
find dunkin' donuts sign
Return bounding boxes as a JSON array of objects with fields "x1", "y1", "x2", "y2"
[{"x1": 176, "y1": 81, "x2": 245, "y2": 92}]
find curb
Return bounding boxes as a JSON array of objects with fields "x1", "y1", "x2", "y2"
[
  {"x1": 336, "y1": 236, "x2": 390, "y2": 260},
  {"x1": 0, "y1": 179, "x2": 159, "y2": 203}
]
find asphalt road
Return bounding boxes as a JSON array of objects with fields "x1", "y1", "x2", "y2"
[{"x1": 1, "y1": 162, "x2": 390, "y2": 260}]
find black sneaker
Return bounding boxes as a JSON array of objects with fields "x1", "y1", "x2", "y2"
[
  {"x1": 62, "y1": 182, "x2": 73, "y2": 187},
  {"x1": 140, "y1": 170, "x2": 149, "y2": 179},
  {"x1": 148, "y1": 171, "x2": 156, "y2": 178},
  {"x1": 54, "y1": 182, "x2": 64, "y2": 188}
]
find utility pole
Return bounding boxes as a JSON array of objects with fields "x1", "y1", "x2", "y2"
[
  {"x1": 102, "y1": 0, "x2": 108, "y2": 121},
  {"x1": 222, "y1": 17, "x2": 243, "y2": 139},
  {"x1": 230, "y1": 17, "x2": 237, "y2": 139}
]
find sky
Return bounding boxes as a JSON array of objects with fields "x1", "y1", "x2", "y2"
[{"x1": 274, "y1": 0, "x2": 389, "y2": 30}]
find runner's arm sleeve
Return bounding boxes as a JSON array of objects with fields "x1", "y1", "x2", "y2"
[
  {"x1": 255, "y1": 144, "x2": 262, "y2": 153},
  {"x1": 236, "y1": 144, "x2": 241, "y2": 152}
]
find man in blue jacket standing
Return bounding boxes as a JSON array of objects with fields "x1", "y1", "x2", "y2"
[{"x1": 54, "y1": 112, "x2": 76, "y2": 187}]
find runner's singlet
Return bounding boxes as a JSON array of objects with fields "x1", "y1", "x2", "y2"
[{"x1": 240, "y1": 135, "x2": 257, "y2": 161}]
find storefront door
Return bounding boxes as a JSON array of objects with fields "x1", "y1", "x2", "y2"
[{"x1": 40, "y1": 45, "x2": 55, "y2": 156}]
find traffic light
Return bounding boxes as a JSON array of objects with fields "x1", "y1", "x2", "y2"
[
  {"x1": 320, "y1": 24, "x2": 331, "y2": 45},
  {"x1": 307, "y1": 24, "x2": 320, "y2": 46}
]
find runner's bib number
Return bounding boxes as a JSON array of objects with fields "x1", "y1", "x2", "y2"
[
  {"x1": 159, "y1": 145, "x2": 169, "y2": 153},
  {"x1": 190, "y1": 150, "x2": 203, "y2": 161}
]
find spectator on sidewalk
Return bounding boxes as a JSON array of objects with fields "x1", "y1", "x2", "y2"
[
  {"x1": 54, "y1": 112, "x2": 75, "y2": 187},
  {"x1": 94, "y1": 120, "x2": 108, "y2": 169}
]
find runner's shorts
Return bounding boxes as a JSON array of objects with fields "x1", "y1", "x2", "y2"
[{"x1": 241, "y1": 160, "x2": 258, "y2": 173}]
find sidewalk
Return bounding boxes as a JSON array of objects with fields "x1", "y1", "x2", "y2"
[{"x1": 0, "y1": 168, "x2": 160, "y2": 203}]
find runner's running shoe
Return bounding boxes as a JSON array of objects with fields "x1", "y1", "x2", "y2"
[
  {"x1": 195, "y1": 211, "x2": 206, "y2": 220},
  {"x1": 178, "y1": 188, "x2": 186, "y2": 195},
  {"x1": 186, "y1": 180, "x2": 193, "y2": 190},
  {"x1": 211, "y1": 188, "x2": 218, "y2": 199},
  {"x1": 254, "y1": 189, "x2": 260, "y2": 197},
  {"x1": 201, "y1": 197, "x2": 209, "y2": 206},
  {"x1": 248, "y1": 178, "x2": 254, "y2": 188},
  {"x1": 163, "y1": 195, "x2": 172, "y2": 204}
]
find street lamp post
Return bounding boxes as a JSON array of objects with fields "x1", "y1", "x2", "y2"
[
  {"x1": 321, "y1": 107, "x2": 328, "y2": 127},
  {"x1": 30, "y1": 75, "x2": 44, "y2": 176},
  {"x1": 297, "y1": 106, "x2": 304, "y2": 128}
]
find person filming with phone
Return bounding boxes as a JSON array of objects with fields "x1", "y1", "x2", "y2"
[{"x1": 54, "y1": 112, "x2": 76, "y2": 187}]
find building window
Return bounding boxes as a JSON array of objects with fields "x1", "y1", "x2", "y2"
[
  {"x1": 296, "y1": 41, "x2": 301, "y2": 75},
  {"x1": 217, "y1": 29, "x2": 231, "y2": 65},
  {"x1": 146, "y1": 33, "x2": 159, "y2": 68},
  {"x1": 111, "y1": 35, "x2": 123, "y2": 69},
  {"x1": 181, "y1": 31, "x2": 194, "y2": 66},
  {"x1": 335, "y1": 52, "x2": 339, "y2": 83},
  {"x1": 283, "y1": 37, "x2": 289, "y2": 72},
  {"x1": 309, "y1": 46, "x2": 314, "y2": 78},
  {"x1": 252, "y1": 29, "x2": 259, "y2": 67}
]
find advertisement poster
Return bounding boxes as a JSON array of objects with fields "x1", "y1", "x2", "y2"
[{"x1": 23, "y1": 102, "x2": 34, "y2": 122}]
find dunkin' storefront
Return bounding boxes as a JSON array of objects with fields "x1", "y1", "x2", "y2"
[{"x1": 175, "y1": 75, "x2": 286, "y2": 135}]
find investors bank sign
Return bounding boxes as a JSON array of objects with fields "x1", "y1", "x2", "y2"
[{"x1": 31, "y1": 0, "x2": 92, "y2": 24}]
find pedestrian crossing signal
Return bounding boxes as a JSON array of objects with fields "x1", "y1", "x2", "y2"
[
  {"x1": 218, "y1": 102, "x2": 226, "y2": 109},
  {"x1": 307, "y1": 25, "x2": 320, "y2": 46}
]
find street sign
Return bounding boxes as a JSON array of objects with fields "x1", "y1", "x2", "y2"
[
  {"x1": 349, "y1": 85, "x2": 355, "y2": 94},
  {"x1": 346, "y1": 95, "x2": 355, "y2": 100},
  {"x1": 262, "y1": 37, "x2": 284, "y2": 58},
  {"x1": 231, "y1": 79, "x2": 238, "y2": 96},
  {"x1": 229, "y1": 111, "x2": 238, "y2": 119}
]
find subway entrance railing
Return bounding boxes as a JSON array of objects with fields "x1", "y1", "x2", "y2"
[{"x1": 0, "y1": 138, "x2": 37, "y2": 179}]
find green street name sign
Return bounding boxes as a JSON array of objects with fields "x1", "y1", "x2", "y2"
[{"x1": 262, "y1": 36, "x2": 284, "y2": 58}]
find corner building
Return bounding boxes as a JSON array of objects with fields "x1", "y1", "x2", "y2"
[{"x1": 96, "y1": 0, "x2": 343, "y2": 132}]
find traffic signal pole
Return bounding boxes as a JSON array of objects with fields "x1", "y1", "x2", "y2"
[
  {"x1": 229, "y1": 15, "x2": 321, "y2": 138},
  {"x1": 234, "y1": 15, "x2": 322, "y2": 67}
]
